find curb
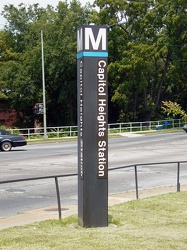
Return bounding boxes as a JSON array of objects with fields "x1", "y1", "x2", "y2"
[{"x1": 1, "y1": 185, "x2": 187, "y2": 231}]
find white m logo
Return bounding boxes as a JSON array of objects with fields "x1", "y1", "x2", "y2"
[{"x1": 85, "y1": 27, "x2": 107, "y2": 51}]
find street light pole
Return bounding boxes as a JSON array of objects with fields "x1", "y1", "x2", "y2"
[{"x1": 41, "y1": 30, "x2": 48, "y2": 140}]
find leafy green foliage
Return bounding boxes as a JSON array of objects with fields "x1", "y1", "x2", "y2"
[
  {"x1": 95, "y1": 0, "x2": 187, "y2": 122},
  {"x1": 162, "y1": 101, "x2": 187, "y2": 120},
  {"x1": 0, "y1": 0, "x2": 187, "y2": 127},
  {"x1": 0, "y1": 1, "x2": 91, "y2": 127}
]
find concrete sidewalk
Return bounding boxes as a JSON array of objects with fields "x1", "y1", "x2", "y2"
[{"x1": 1, "y1": 185, "x2": 187, "y2": 231}]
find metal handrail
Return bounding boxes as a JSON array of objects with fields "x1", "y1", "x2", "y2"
[
  {"x1": 0, "y1": 160, "x2": 186, "y2": 219},
  {"x1": 0, "y1": 173, "x2": 77, "y2": 220},
  {"x1": 109, "y1": 161, "x2": 187, "y2": 199}
]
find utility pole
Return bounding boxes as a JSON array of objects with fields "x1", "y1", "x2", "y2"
[{"x1": 41, "y1": 30, "x2": 48, "y2": 140}]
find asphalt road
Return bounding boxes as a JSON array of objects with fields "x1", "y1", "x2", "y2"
[{"x1": 1, "y1": 131, "x2": 187, "y2": 217}]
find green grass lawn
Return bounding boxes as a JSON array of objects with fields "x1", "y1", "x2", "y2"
[{"x1": 1, "y1": 191, "x2": 187, "y2": 250}]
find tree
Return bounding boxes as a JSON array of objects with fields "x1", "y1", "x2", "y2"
[
  {"x1": 1, "y1": 0, "x2": 187, "y2": 127},
  {"x1": 94, "y1": 0, "x2": 187, "y2": 122},
  {"x1": 0, "y1": 1, "x2": 92, "y2": 127}
]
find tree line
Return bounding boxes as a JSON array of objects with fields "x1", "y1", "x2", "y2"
[{"x1": 0, "y1": 0, "x2": 186, "y2": 128}]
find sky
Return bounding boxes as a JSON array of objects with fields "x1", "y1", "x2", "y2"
[{"x1": 0, "y1": 0, "x2": 94, "y2": 27}]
